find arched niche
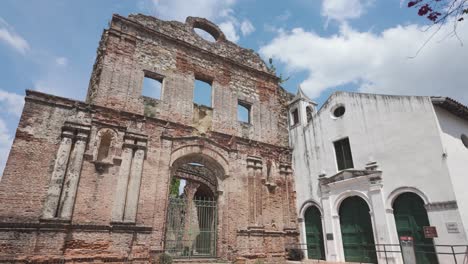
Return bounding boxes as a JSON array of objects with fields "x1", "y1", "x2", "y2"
[{"x1": 93, "y1": 128, "x2": 118, "y2": 162}]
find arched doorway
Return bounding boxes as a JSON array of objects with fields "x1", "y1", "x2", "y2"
[
  {"x1": 165, "y1": 154, "x2": 221, "y2": 259},
  {"x1": 339, "y1": 196, "x2": 377, "y2": 263},
  {"x1": 304, "y1": 206, "x2": 325, "y2": 260},
  {"x1": 393, "y1": 192, "x2": 438, "y2": 264}
]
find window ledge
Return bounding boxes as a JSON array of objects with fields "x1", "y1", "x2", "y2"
[
  {"x1": 239, "y1": 121, "x2": 252, "y2": 127},
  {"x1": 92, "y1": 160, "x2": 114, "y2": 173},
  {"x1": 290, "y1": 123, "x2": 300, "y2": 129},
  {"x1": 193, "y1": 103, "x2": 213, "y2": 111},
  {"x1": 40, "y1": 217, "x2": 71, "y2": 223}
]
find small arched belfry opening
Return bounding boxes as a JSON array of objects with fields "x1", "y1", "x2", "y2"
[
  {"x1": 165, "y1": 152, "x2": 225, "y2": 259},
  {"x1": 306, "y1": 106, "x2": 313, "y2": 123}
]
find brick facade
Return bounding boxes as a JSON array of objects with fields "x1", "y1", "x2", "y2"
[{"x1": 0, "y1": 14, "x2": 298, "y2": 263}]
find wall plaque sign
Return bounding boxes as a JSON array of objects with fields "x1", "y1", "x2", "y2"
[
  {"x1": 423, "y1": 226, "x2": 438, "y2": 238},
  {"x1": 446, "y1": 222, "x2": 460, "y2": 233}
]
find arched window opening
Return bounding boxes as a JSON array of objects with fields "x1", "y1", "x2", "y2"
[
  {"x1": 461, "y1": 134, "x2": 468, "y2": 148},
  {"x1": 306, "y1": 106, "x2": 313, "y2": 123},
  {"x1": 194, "y1": 28, "x2": 216, "y2": 42},
  {"x1": 291, "y1": 108, "x2": 299, "y2": 126},
  {"x1": 97, "y1": 131, "x2": 113, "y2": 161}
]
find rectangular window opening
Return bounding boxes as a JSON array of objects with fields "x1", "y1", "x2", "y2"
[
  {"x1": 238, "y1": 101, "x2": 251, "y2": 124},
  {"x1": 334, "y1": 137, "x2": 354, "y2": 171},
  {"x1": 142, "y1": 73, "x2": 163, "y2": 100},
  {"x1": 194, "y1": 78, "x2": 212, "y2": 107}
]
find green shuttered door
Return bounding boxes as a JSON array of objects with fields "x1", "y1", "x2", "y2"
[
  {"x1": 304, "y1": 206, "x2": 325, "y2": 260},
  {"x1": 339, "y1": 196, "x2": 377, "y2": 263},
  {"x1": 393, "y1": 193, "x2": 438, "y2": 264}
]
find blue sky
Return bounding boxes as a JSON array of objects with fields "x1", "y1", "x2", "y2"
[{"x1": 0, "y1": 0, "x2": 467, "y2": 175}]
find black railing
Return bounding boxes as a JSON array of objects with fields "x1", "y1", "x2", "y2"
[{"x1": 286, "y1": 242, "x2": 468, "y2": 264}]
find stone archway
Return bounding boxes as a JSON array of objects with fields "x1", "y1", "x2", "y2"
[
  {"x1": 339, "y1": 196, "x2": 377, "y2": 263},
  {"x1": 304, "y1": 205, "x2": 325, "y2": 260},
  {"x1": 393, "y1": 192, "x2": 438, "y2": 264},
  {"x1": 164, "y1": 152, "x2": 222, "y2": 259}
]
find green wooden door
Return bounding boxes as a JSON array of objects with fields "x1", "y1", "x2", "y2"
[
  {"x1": 339, "y1": 196, "x2": 377, "y2": 263},
  {"x1": 393, "y1": 193, "x2": 438, "y2": 264},
  {"x1": 304, "y1": 206, "x2": 325, "y2": 260}
]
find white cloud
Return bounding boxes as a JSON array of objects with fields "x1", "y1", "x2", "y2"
[
  {"x1": 0, "y1": 90, "x2": 24, "y2": 117},
  {"x1": 322, "y1": 0, "x2": 373, "y2": 23},
  {"x1": 0, "y1": 89, "x2": 23, "y2": 178},
  {"x1": 240, "y1": 20, "x2": 255, "y2": 36},
  {"x1": 0, "y1": 17, "x2": 29, "y2": 54},
  {"x1": 219, "y1": 21, "x2": 239, "y2": 42},
  {"x1": 277, "y1": 10, "x2": 292, "y2": 22},
  {"x1": 150, "y1": 0, "x2": 235, "y2": 22},
  {"x1": 0, "y1": 118, "x2": 12, "y2": 179},
  {"x1": 148, "y1": 0, "x2": 250, "y2": 43},
  {"x1": 260, "y1": 22, "x2": 468, "y2": 104},
  {"x1": 55, "y1": 57, "x2": 68, "y2": 66}
]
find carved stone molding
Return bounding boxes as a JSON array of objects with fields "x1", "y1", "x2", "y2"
[
  {"x1": 425, "y1": 200, "x2": 458, "y2": 212},
  {"x1": 247, "y1": 156, "x2": 263, "y2": 170}
]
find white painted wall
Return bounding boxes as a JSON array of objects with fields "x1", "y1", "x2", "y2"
[
  {"x1": 434, "y1": 106, "x2": 468, "y2": 237},
  {"x1": 290, "y1": 92, "x2": 468, "y2": 263}
]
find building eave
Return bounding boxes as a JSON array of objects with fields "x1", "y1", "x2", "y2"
[{"x1": 431, "y1": 96, "x2": 468, "y2": 122}]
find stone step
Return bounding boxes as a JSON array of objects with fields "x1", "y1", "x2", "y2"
[
  {"x1": 173, "y1": 258, "x2": 231, "y2": 264},
  {"x1": 287, "y1": 261, "x2": 367, "y2": 264}
]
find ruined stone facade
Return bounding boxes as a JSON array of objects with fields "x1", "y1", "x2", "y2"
[{"x1": 0, "y1": 14, "x2": 298, "y2": 263}]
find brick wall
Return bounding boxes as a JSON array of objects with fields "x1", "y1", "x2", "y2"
[{"x1": 0, "y1": 14, "x2": 298, "y2": 264}]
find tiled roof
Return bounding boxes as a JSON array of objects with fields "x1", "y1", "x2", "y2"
[{"x1": 431, "y1": 96, "x2": 468, "y2": 121}]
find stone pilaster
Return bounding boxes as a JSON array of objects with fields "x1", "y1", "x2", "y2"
[
  {"x1": 254, "y1": 161, "x2": 263, "y2": 225},
  {"x1": 111, "y1": 141, "x2": 134, "y2": 222},
  {"x1": 280, "y1": 163, "x2": 293, "y2": 227},
  {"x1": 247, "y1": 156, "x2": 262, "y2": 226},
  {"x1": 58, "y1": 130, "x2": 89, "y2": 220},
  {"x1": 41, "y1": 129, "x2": 74, "y2": 219},
  {"x1": 182, "y1": 182, "x2": 200, "y2": 249},
  {"x1": 123, "y1": 147, "x2": 146, "y2": 222}
]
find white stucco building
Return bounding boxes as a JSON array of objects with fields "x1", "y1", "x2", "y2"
[{"x1": 289, "y1": 89, "x2": 468, "y2": 264}]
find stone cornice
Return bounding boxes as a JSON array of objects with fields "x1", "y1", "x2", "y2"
[
  {"x1": 25, "y1": 90, "x2": 291, "y2": 152},
  {"x1": 319, "y1": 169, "x2": 382, "y2": 185}
]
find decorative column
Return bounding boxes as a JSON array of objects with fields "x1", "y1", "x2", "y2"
[
  {"x1": 111, "y1": 140, "x2": 134, "y2": 222},
  {"x1": 365, "y1": 167, "x2": 399, "y2": 263},
  {"x1": 280, "y1": 163, "x2": 294, "y2": 228},
  {"x1": 111, "y1": 133, "x2": 147, "y2": 223},
  {"x1": 123, "y1": 144, "x2": 146, "y2": 222},
  {"x1": 182, "y1": 182, "x2": 200, "y2": 250},
  {"x1": 246, "y1": 156, "x2": 262, "y2": 226},
  {"x1": 319, "y1": 181, "x2": 340, "y2": 262},
  {"x1": 42, "y1": 128, "x2": 74, "y2": 219},
  {"x1": 58, "y1": 130, "x2": 89, "y2": 219}
]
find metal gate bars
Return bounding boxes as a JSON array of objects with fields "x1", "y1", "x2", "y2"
[{"x1": 165, "y1": 197, "x2": 217, "y2": 258}]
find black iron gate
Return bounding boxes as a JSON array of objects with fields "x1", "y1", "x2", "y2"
[{"x1": 165, "y1": 197, "x2": 217, "y2": 258}]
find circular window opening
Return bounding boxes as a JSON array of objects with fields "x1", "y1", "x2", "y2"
[
  {"x1": 461, "y1": 134, "x2": 468, "y2": 148},
  {"x1": 333, "y1": 106, "x2": 346, "y2": 118},
  {"x1": 194, "y1": 28, "x2": 216, "y2": 42}
]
